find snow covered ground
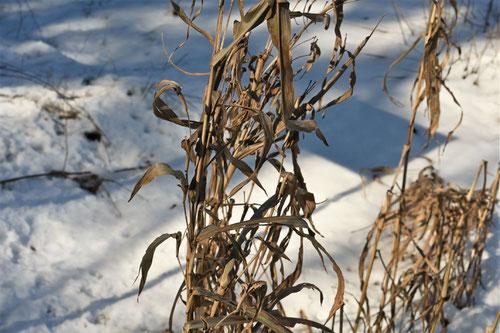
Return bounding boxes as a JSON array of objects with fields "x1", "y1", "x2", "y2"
[{"x1": 0, "y1": 0, "x2": 498, "y2": 332}]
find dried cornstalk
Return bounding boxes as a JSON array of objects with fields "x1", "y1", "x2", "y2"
[{"x1": 129, "y1": 0, "x2": 379, "y2": 331}]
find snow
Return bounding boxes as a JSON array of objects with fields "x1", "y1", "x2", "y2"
[{"x1": 0, "y1": 0, "x2": 498, "y2": 332}]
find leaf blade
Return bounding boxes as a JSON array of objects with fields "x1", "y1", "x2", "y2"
[
  {"x1": 135, "y1": 232, "x2": 182, "y2": 298},
  {"x1": 196, "y1": 216, "x2": 307, "y2": 242},
  {"x1": 129, "y1": 163, "x2": 186, "y2": 202}
]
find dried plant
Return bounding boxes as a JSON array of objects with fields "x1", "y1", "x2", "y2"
[
  {"x1": 383, "y1": 0, "x2": 463, "y2": 161},
  {"x1": 356, "y1": 162, "x2": 499, "y2": 332},
  {"x1": 354, "y1": 1, "x2": 499, "y2": 332},
  {"x1": 128, "y1": 0, "x2": 379, "y2": 331}
]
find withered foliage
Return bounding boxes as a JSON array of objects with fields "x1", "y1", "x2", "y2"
[
  {"x1": 355, "y1": 162, "x2": 499, "y2": 332},
  {"x1": 129, "y1": 0, "x2": 379, "y2": 331},
  {"x1": 353, "y1": 1, "x2": 500, "y2": 332},
  {"x1": 383, "y1": 0, "x2": 463, "y2": 158}
]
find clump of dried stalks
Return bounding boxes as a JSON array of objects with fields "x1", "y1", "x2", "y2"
[
  {"x1": 129, "y1": 0, "x2": 379, "y2": 331},
  {"x1": 356, "y1": 162, "x2": 499, "y2": 332},
  {"x1": 354, "y1": 0, "x2": 500, "y2": 332}
]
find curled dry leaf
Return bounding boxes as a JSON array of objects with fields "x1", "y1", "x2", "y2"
[
  {"x1": 285, "y1": 119, "x2": 329, "y2": 146},
  {"x1": 274, "y1": 282, "x2": 324, "y2": 306},
  {"x1": 153, "y1": 80, "x2": 202, "y2": 129},
  {"x1": 129, "y1": 163, "x2": 186, "y2": 202},
  {"x1": 135, "y1": 231, "x2": 182, "y2": 298}
]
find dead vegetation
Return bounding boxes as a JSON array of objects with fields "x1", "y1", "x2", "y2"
[
  {"x1": 354, "y1": 0, "x2": 500, "y2": 332},
  {"x1": 128, "y1": 0, "x2": 499, "y2": 332},
  {"x1": 355, "y1": 162, "x2": 499, "y2": 332},
  {"x1": 383, "y1": 0, "x2": 463, "y2": 157},
  {"x1": 128, "y1": 0, "x2": 381, "y2": 331}
]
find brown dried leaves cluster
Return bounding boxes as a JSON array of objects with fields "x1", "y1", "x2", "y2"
[{"x1": 355, "y1": 162, "x2": 499, "y2": 332}]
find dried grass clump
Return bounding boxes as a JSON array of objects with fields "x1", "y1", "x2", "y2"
[
  {"x1": 129, "y1": 0, "x2": 379, "y2": 331},
  {"x1": 353, "y1": 1, "x2": 499, "y2": 331},
  {"x1": 355, "y1": 162, "x2": 500, "y2": 332}
]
